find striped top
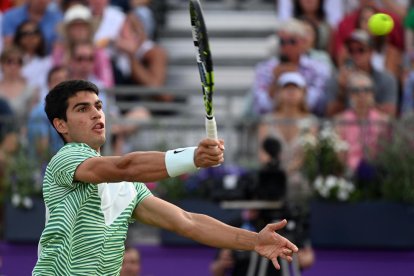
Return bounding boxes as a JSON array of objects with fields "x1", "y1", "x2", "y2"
[{"x1": 33, "y1": 143, "x2": 152, "y2": 276}]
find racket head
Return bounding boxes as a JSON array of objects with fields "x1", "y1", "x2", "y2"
[{"x1": 189, "y1": 0, "x2": 215, "y2": 118}]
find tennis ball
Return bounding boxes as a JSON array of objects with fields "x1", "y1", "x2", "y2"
[{"x1": 368, "y1": 13, "x2": 394, "y2": 36}]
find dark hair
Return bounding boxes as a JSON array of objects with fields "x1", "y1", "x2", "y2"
[
  {"x1": 294, "y1": 0, "x2": 325, "y2": 21},
  {"x1": 45, "y1": 79, "x2": 99, "y2": 142},
  {"x1": 47, "y1": 65, "x2": 67, "y2": 84},
  {"x1": 13, "y1": 20, "x2": 46, "y2": 57}
]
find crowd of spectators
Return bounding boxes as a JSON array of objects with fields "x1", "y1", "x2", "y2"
[{"x1": 1, "y1": 0, "x2": 414, "y2": 274}]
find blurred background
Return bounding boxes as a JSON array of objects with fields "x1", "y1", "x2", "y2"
[{"x1": 1, "y1": 0, "x2": 414, "y2": 275}]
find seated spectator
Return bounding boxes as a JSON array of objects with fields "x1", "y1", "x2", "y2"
[
  {"x1": 120, "y1": 246, "x2": 142, "y2": 276},
  {"x1": 53, "y1": 4, "x2": 114, "y2": 88},
  {"x1": 114, "y1": 12, "x2": 167, "y2": 87},
  {"x1": 1, "y1": 0, "x2": 63, "y2": 54},
  {"x1": 299, "y1": 17, "x2": 334, "y2": 71},
  {"x1": 89, "y1": 0, "x2": 126, "y2": 53},
  {"x1": 338, "y1": 5, "x2": 402, "y2": 78},
  {"x1": 291, "y1": 0, "x2": 333, "y2": 52},
  {"x1": 251, "y1": 19, "x2": 331, "y2": 117},
  {"x1": 130, "y1": 0, "x2": 156, "y2": 41},
  {"x1": 334, "y1": 71, "x2": 390, "y2": 173},
  {"x1": 27, "y1": 65, "x2": 67, "y2": 166},
  {"x1": 332, "y1": 0, "x2": 404, "y2": 65},
  {"x1": 0, "y1": 47, "x2": 39, "y2": 124},
  {"x1": 13, "y1": 20, "x2": 52, "y2": 98},
  {"x1": 325, "y1": 29, "x2": 398, "y2": 117},
  {"x1": 258, "y1": 72, "x2": 318, "y2": 204}
]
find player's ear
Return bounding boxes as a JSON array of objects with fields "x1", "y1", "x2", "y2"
[{"x1": 53, "y1": 118, "x2": 68, "y2": 135}]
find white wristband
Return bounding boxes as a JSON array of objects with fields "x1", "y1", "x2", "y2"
[{"x1": 165, "y1": 147, "x2": 198, "y2": 177}]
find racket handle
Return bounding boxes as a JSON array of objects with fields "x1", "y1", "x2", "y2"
[{"x1": 205, "y1": 116, "x2": 218, "y2": 139}]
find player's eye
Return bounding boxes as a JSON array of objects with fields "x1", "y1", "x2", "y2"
[
  {"x1": 78, "y1": 106, "x2": 88, "y2": 112},
  {"x1": 96, "y1": 103, "x2": 103, "y2": 110}
]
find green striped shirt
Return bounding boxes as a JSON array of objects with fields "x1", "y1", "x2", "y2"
[{"x1": 33, "y1": 143, "x2": 152, "y2": 276}]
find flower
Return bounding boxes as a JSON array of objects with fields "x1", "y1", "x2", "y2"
[
  {"x1": 313, "y1": 175, "x2": 355, "y2": 201},
  {"x1": 301, "y1": 122, "x2": 348, "y2": 182}
]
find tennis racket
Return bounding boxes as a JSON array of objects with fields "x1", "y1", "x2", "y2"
[{"x1": 189, "y1": 0, "x2": 218, "y2": 140}]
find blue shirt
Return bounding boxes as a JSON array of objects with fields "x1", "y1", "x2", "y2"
[
  {"x1": 2, "y1": 4, "x2": 63, "y2": 53},
  {"x1": 27, "y1": 101, "x2": 63, "y2": 158}
]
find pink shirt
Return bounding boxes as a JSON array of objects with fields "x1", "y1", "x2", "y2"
[{"x1": 336, "y1": 109, "x2": 389, "y2": 170}]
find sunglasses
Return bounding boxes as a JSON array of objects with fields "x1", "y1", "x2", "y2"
[
  {"x1": 348, "y1": 86, "x2": 373, "y2": 93},
  {"x1": 74, "y1": 55, "x2": 94, "y2": 62},
  {"x1": 3, "y1": 58, "x2": 23, "y2": 66},
  {"x1": 280, "y1": 38, "x2": 298, "y2": 46},
  {"x1": 20, "y1": 29, "x2": 40, "y2": 36},
  {"x1": 348, "y1": 47, "x2": 367, "y2": 55}
]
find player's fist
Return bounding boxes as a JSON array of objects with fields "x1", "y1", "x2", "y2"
[{"x1": 194, "y1": 138, "x2": 224, "y2": 168}]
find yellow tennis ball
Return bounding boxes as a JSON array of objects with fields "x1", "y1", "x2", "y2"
[{"x1": 368, "y1": 13, "x2": 394, "y2": 36}]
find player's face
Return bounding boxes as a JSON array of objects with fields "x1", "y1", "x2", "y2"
[{"x1": 58, "y1": 91, "x2": 106, "y2": 151}]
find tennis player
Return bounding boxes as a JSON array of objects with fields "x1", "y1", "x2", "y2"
[{"x1": 32, "y1": 80, "x2": 298, "y2": 275}]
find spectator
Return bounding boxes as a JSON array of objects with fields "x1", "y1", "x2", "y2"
[
  {"x1": 115, "y1": 12, "x2": 167, "y2": 87},
  {"x1": 27, "y1": 65, "x2": 67, "y2": 165},
  {"x1": 277, "y1": 0, "x2": 341, "y2": 28},
  {"x1": 53, "y1": 4, "x2": 114, "y2": 88},
  {"x1": 130, "y1": 0, "x2": 155, "y2": 40},
  {"x1": 257, "y1": 72, "x2": 318, "y2": 203},
  {"x1": 338, "y1": 5, "x2": 402, "y2": 78},
  {"x1": 334, "y1": 71, "x2": 390, "y2": 173},
  {"x1": 0, "y1": 47, "x2": 39, "y2": 124},
  {"x1": 292, "y1": 0, "x2": 333, "y2": 52},
  {"x1": 325, "y1": 29, "x2": 398, "y2": 117},
  {"x1": 13, "y1": 20, "x2": 52, "y2": 98},
  {"x1": 332, "y1": 0, "x2": 405, "y2": 65},
  {"x1": 89, "y1": 0, "x2": 126, "y2": 53},
  {"x1": 2, "y1": 0, "x2": 63, "y2": 54},
  {"x1": 251, "y1": 19, "x2": 331, "y2": 117},
  {"x1": 299, "y1": 17, "x2": 334, "y2": 71},
  {"x1": 120, "y1": 246, "x2": 141, "y2": 276}
]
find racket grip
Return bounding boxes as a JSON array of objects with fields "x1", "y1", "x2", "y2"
[{"x1": 205, "y1": 116, "x2": 218, "y2": 139}]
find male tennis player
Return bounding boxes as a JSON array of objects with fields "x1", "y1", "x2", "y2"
[{"x1": 33, "y1": 80, "x2": 298, "y2": 275}]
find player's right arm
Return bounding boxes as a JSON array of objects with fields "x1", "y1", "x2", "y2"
[{"x1": 74, "y1": 138, "x2": 224, "y2": 184}]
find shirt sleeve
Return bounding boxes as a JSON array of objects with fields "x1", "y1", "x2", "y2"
[{"x1": 50, "y1": 144, "x2": 99, "y2": 189}]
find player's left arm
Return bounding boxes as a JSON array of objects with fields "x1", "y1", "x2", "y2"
[{"x1": 134, "y1": 196, "x2": 298, "y2": 269}]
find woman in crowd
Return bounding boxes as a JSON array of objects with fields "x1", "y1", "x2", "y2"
[
  {"x1": 13, "y1": 20, "x2": 52, "y2": 98},
  {"x1": 0, "y1": 47, "x2": 39, "y2": 125},
  {"x1": 334, "y1": 71, "x2": 390, "y2": 173}
]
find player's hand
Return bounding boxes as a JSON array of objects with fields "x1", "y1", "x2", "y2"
[
  {"x1": 194, "y1": 138, "x2": 224, "y2": 168},
  {"x1": 254, "y1": 220, "x2": 299, "y2": 270}
]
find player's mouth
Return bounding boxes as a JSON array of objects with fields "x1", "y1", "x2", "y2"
[{"x1": 92, "y1": 122, "x2": 105, "y2": 133}]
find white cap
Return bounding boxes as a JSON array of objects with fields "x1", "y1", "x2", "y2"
[
  {"x1": 277, "y1": 72, "x2": 306, "y2": 88},
  {"x1": 64, "y1": 4, "x2": 92, "y2": 24}
]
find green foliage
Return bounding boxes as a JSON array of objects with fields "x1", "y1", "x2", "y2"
[
  {"x1": 373, "y1": 120, "x2": 414, "y2": 204},
  {"x1": 3, "y1": 146, "x2": 42, "y2": 209}
]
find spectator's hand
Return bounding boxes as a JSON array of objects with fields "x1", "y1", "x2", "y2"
[
  {"x1": 254, "y1": 219, "x2": 299, "y2": 270},
  {"x1": 272, "y1": 63, "x2": 299, "y2": 81},
  {"x1": 194, "y1": 138, "x2": 224, "y2": 168}
]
